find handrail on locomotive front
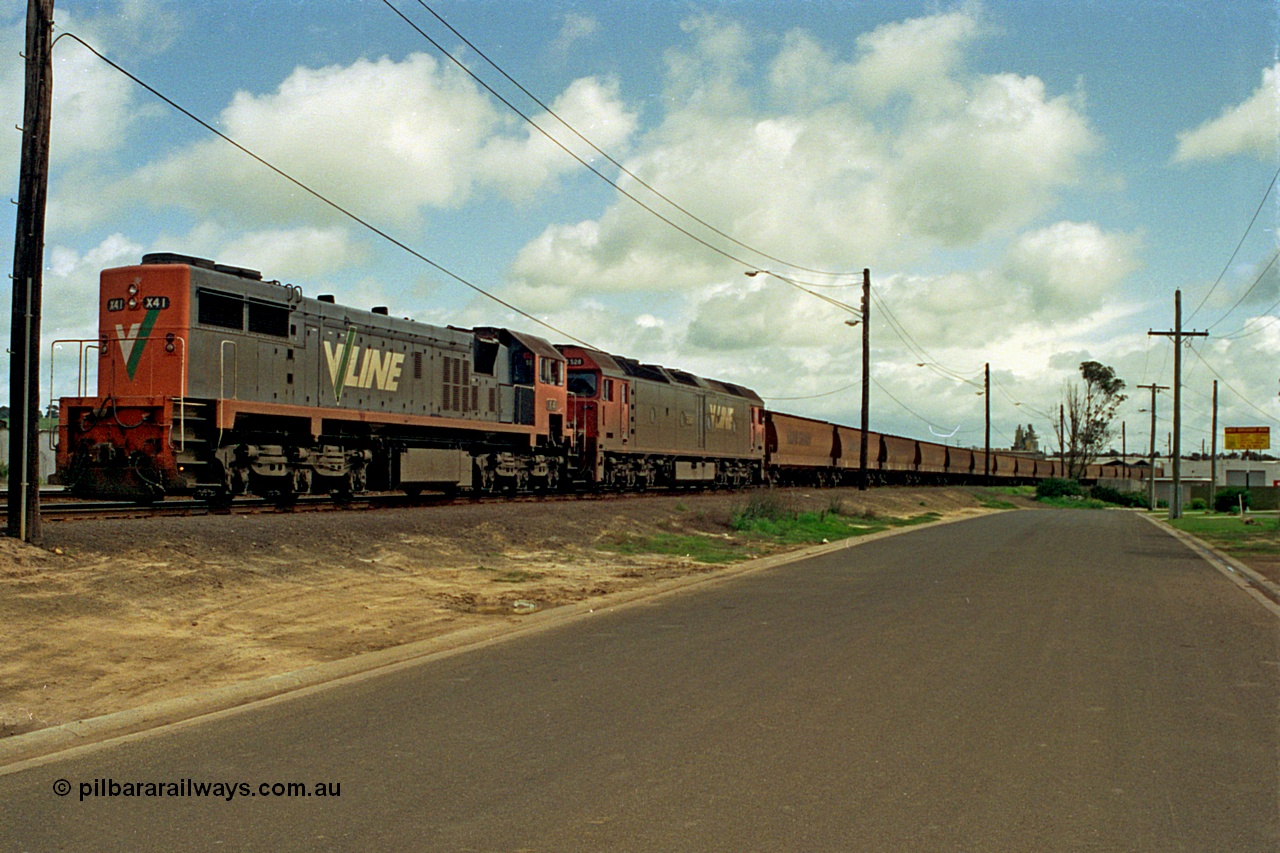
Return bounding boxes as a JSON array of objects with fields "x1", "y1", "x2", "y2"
[{"x1": 50, "y1": 335, "x2": 189, "y2": 451}]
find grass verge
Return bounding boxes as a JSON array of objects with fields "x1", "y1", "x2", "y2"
[
  {"x1": 1168, "y1": 513, "x2": 1280, "y2": 558},
  {"x1": 596, "y1": 494, "x2": 941, "y2": 565},
  {"x1": 1035, "y1": 496, "x2": 1110, "y2": 509}
]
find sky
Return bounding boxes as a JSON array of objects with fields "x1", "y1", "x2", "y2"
[{"x1": 2, "y1": 0, "x2": 1279, "y2": 456}]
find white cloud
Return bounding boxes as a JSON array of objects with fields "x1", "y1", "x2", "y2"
[
  {"x1": 509, "y1": 8, "x2": 1100, "y2": 300},
  {"x1": 1003, "y1": 221, "x2": 1141, "y2": 317},
  {"x1": 49, "y1": 37, "x2": 142, "y2": 165},
  {"x1": 478, "y1": 76, "x2": 638, "y2": 200},
  {"x1": 0, "y1": 9, "x2": 143, "y2": 182},
  {"x1": 217, "y1": 226, "x2": 366, "y2": 280},
  {"x1": 550, "y1": 12, "x2": 598, "y2": 55},
  {"x1": 1175, "y1": 63, "x2": 1280, "y2": 162},
  {"x1": 685, "y1": 277, "x2": 855, "y2": 352},
  {"x1": 888, "y1": 74, "x2": 1096, "y2": 244},
  {"x1": 110, "y1": 54, "x2": 636, "y2": 226},
  {"x1": 45, "y1": 233, "x2": 144, "y2": 345},
  {"x1": 849, "y1": 8, "x2": 981, "y2": 112}
]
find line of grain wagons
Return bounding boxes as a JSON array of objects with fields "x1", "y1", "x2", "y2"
[{"x1": 53, "y1": 254, "x2": 1138, "y2": 502}]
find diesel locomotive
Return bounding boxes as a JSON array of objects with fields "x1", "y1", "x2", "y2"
[{"x1": 53, "y1": 254, "x2": 1142, "y2": 502}]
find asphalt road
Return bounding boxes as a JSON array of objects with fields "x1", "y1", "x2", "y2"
[{"x1": 3, "y1": 510, "x2": 1278, "y2": 851}]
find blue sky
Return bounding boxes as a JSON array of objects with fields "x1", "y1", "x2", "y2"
[{"x1": 3, "y1": 0, "x2": 1278, "y2": 454}]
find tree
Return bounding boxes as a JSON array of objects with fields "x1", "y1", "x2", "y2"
[{"x1": 1056, "y1": 361, "x2": 1126, "y2": 479}]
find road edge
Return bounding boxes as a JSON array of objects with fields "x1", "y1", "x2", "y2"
[
  {"x1": 0, "y1": 509, "x2": 992, "y2": 772},
  {"x1": 1140, "y1": 512, "x2": 1280, "y2": 617}
]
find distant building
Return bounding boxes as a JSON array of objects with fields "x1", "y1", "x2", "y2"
[{"x1": 1012, "y1": 424, "x2": 1040, "y2": 454}]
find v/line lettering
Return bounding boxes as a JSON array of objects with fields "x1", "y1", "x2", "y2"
[{"x1": 323, "y1": 338, "x2": 405, "y2": 395}]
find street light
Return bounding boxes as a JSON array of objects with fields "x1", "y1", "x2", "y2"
[{"x1": 744, "y1": 267, "x2": 871, "y2": 489}]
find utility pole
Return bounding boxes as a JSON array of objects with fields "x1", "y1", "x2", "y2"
[
  {"x1": 1137, "y1": 384, "x2": 1168, "y2": 511},
  {"x1": 1148, "y1": 290, "x2": 1208, "y2": 519},
  {"x1": 983, "y1": 363, "x2": 991, "y2": 484},
  {"x1": 858, "y1": 268, "x2": 870, "y2": 491},
  {"x1": 8, "y1": 0, "x2": 54, "y2": 544},
  {"x1": 1058, "y1": 404, "x2": 1066, "y2": 476},
  {"x1": 1121, "y1": 421, "x2": 1126, "y2": 460},
  {"x1": 1210, "y1": 380, "x2": 1218, "y2": 499}
]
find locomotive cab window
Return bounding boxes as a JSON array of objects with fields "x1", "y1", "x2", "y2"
[
  {"x1": 567, "y1": 371, "x2": 597, "y2": 396},
  {"x1": 539, "y1": 357, "x2": 562, "y2": 386},
  {"x1": 197, "y1": 290, "x2": 244, "y2": 330}
]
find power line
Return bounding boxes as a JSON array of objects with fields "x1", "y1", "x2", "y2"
[
  {"x1": 1185, "y1": 344, "x2": 1280, "y2": 425},
  {"x1": 1214, "y1": 253, "x2": 1280, "y2": 339},
  {"x1": 1186, "y1": 160, "x2": 1280, "y2": 324},
  {"x1": 402, "y1": 0, "x2": 867, "y2": 280},
  {"x1": 872, "y1": 377, "x2": 957, "y2": 433},
  {"x1": 378, "y1": 0, "x2": 864, "y2": 313},
  {"x1": 868, "y1": 290, "x2": 983, "y2": 387},
  {"x1": 762, "y1": 380, "x2": 861, "y2": 401},
  {"x1": 54, "y1": 32, "x2": 599, "y2": 349},
  {"x1": 1205, "y1": 249, "x2": 1280, "y2": 331},
  {"x1": 989, "y1": 376, "x2": 1055, "y2": 423}
]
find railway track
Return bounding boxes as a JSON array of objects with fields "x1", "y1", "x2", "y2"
[{"x1": 2, "y1": 486, "x2": 752, "y2": 523}]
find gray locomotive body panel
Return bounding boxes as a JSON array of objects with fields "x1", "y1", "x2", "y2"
[
  {"x1": 629, "y1": 378, "x2": 754, "y2": 459},
  {"x1": 181, "y1": 266, "x2": 509, "y2": 426}
]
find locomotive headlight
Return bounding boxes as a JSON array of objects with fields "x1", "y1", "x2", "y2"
[
  {"x1": 127, "y1": 297, "x2": 139, "y2": 310},
  {"x1": 127, "y1": 283, "x2": 138, "y2": 295},
  {"x1": 165, "y1": 332, "x2": 176, "y2": 353}
]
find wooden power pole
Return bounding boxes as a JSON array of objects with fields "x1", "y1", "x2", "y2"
[
  {"x1": 1137, "y1": 384, "x2": 1168, "y2": 511},
  {"x1": 858, "y1": 268, "x2": 870, "y2": 491},
  {"x1": 1210, "y1": 380, "x2": 1218, "y2": 500},
  {"x1": 8, "y1": 0, "x2": 54, "y2": 543},
  {"x1": 983, "y1": 363, "x2": 991, "y2": 484},
  {"x1": 1148, "y1": 290, "x2": 1207, "y2": 519}
]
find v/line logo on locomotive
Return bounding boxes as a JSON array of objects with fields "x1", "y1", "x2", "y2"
[
  {"x1": 707, "y1": 403, "x2": 736, "y2": 431},
  {"x1": 323, "y1": 331, "x2": 405, "y2": 400},
  {"x1": 114, "y1": 309, "x2": 162, "y2": 380}
]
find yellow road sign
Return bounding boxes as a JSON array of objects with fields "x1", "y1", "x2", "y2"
[{"x1": 1224, "y1": 427, "x2": 1270, "y2": 450}]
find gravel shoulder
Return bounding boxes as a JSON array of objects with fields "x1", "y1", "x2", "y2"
[{"x1": 1, "y1": 486, "x2": 1015, "y2": 739}]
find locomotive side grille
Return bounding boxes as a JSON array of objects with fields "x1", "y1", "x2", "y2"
[
  {"x1": 441, "y1": 355, "x2": 473, "y2": 413},
  {"x1": 462, "y1": 361, "x2": 471, "y2": 413}
]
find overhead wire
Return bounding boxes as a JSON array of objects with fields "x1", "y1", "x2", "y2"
[
  {"x1": 404, "y1": 0, "x2": 867, "y2": 280},
  {"x1": 378, "y1": 0, "x2": 864, "y2": 315},
  {"x1": 1186, "y1": 160, "x2": 1280, "y2": 324},
  {"x1": 1205, "y1": 249, "x2": 1280, "y2": 331},
  {"x1": 762, "y1": 380, "x2": 862, "y2": 401},
  {"x1": 1185, "y1": 344, "x2": 1280, "y2": 425},
  {"x1": 990, "y1": 376, "x2": 1055, "y2": 423},
  {"x1": 1211, "y1": 250, "x2": 1280, "y2": 338},
  {"x1": 868, "y1": 291, "x2": 983, "y2": 387},
  {"x1": 54, "y1": 32, "x2": 598, "y2": 349},
  {"x1": 872, "y1": 377, "x2": 963, "y2": 434},
  {"x1": 399, "y1": 0, "x2": 1035, "y2": 415}
]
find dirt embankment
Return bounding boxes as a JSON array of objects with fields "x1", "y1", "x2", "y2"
[{"x1": 2, "y1": 487, "x2": 1004, "y2": 738}]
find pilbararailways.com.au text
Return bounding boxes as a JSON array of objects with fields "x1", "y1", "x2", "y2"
[{"x1": 54, "y1": 777, "x2": 341, "y2": 802}]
